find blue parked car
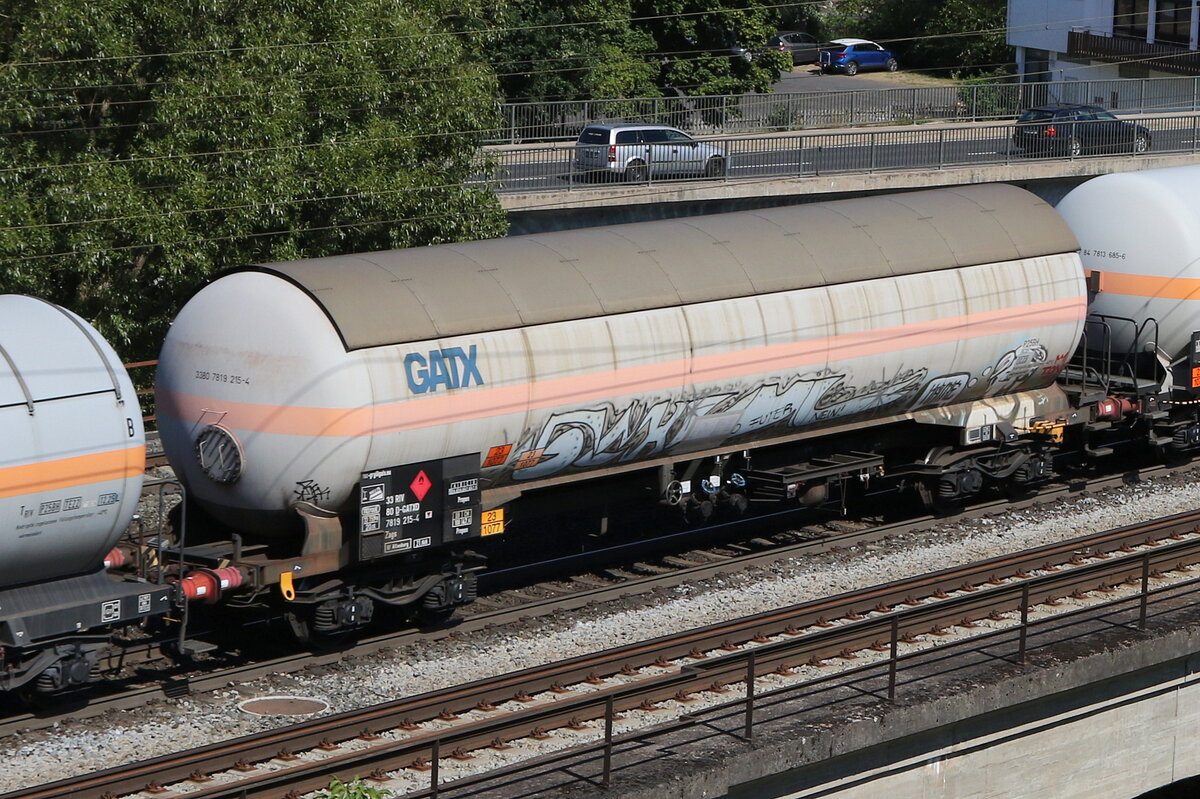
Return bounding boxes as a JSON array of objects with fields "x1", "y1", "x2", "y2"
[{"x1": 819, "y1": 38, "x2": 898, "y2": 76}]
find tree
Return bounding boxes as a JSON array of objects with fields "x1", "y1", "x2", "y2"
[
  {"x1": 633, "y1": 0, "x2": 789, "y2": 96},
  {"x1": 490, "y1": 0, "x2": 659, "y2": 103},
  {"x1": 0, "y1": 0, "x2": 508, "y2": 360},
  {"x1": 815, "y1": 0, "x2": 1011, "y2": 78},
  {"x1": 488, "y1": 0, "x2": 788, "y2": 104}
]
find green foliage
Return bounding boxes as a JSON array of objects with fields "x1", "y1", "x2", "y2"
[
  {"x1": 814, "y1": 0, "x2": 1011, "y2": 78},
  {"x1": 489, "y1": 0, "x2": 788, "y2": 103},
  {"x1": 633, "y1": 0, "x2": 788, "y2": 96},
  {"x1": 317, "y1": 776, "x2": 389, "y2": 799},
  {"x1": 957, "y1": 73, "x2": 1022, "y2": 118},
  {"x1": 0, "y1": 0, "x2": 508, "y2": 360},
  {"x1": 490, "y1": 0, "x2": 659, "y2": 103}
]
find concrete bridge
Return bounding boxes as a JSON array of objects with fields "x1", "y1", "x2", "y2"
[
  {"x1": 503, "y1": 151, "x2": 1200, "y2": 234},
  {"x1": 596, "y1": 589, "x2": 1200, "y2": 799}
]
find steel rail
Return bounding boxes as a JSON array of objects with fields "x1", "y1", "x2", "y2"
[
  {"x1": 13, "y1": 509, "x2": 1200, "y2": 799},
  {"x1": 0, "y1": 461, "x2": 1186, "y2": 738}
]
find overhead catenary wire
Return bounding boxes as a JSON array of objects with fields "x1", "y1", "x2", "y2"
[
  {"x1": 0, "y1": 170, "x2": 866, "y2": 266},
  {"x1": 0, "y1": 0, "x2": 822, "y2": 71},
  {"x1": 0, "y1": 7, "x2": 1166, "y2": 155},
  {"x1": 0, "y1": 4, "x2": 1188, "y2": 255},
  {"x1": 0, "y1": 48, "x2": 1192, "y2": 244},
  {"x1": 0, "y1": 44, "x2": 1189, "y2": 186},
  {"x1": 0, "y1": 6, "x2": 1154, "y2": 115}
]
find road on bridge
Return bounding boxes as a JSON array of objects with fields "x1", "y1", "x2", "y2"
[{"x1": 489, "y1": 113, "x2": 1196, "y2": 194}]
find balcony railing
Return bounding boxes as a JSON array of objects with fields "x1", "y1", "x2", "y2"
[{"x1": 1068, "y1": 30, "x2": 1200, "y2": 76}]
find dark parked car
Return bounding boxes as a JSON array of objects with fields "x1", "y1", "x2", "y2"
[
  {"x1": 1013, "y1": 104, "x2": 1151, "y2": 157},
  {"x1": 818, "y1": 38, "x2": 898, "y2": 75},
  {"x1": 769, "y1": 31, "x2": 820, "y2": 65}
]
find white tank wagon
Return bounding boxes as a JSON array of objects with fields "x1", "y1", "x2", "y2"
[
  {"x1": 1054, "y1": 163, "x2": 1200, "y2": 452},
  {"x1": 0, "y1": 295, "x2": 145, "y2": 585},
  {"x1": 0, "y1": 295, "x2": 171, "y2": 693},
  {"x1": 155, "y1": 183, "x2": 1086, "y2": 632},
  {"x1": 1056, "y1": 164, "x2": 1200, "y2": 364}
]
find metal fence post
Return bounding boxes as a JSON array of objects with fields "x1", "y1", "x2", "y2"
[
  {"x1": 869, "y1": 131, "x2": 877, "y2": 173},
  {"x1": 937, "y1": 128, "x2": 945, "y2": 169},
  {"x1": 850, "y1": 91, "x2": 857, "y2": 126},
  {"x1": 603, "y1": 696, "x2": 614, "y2": 787},
  {"x1": 888, "y1": 616, "x2": 899, "y2": 700},
  {"x1": 1019, "y1": 583, "x2": 1030, "y2": 664},
  {"x1": 1140, "y1": 554, "x2": 1150, "y2": 629},
  {"x1": 744, "y1": 650, "x2": 756, "y2": 739},
  {"x1": 1140, "y1": 78, "x2": 1147, "y2": 113},
  {"x1": 797, "y1": 137, "x2": 804, "y2": 178}
]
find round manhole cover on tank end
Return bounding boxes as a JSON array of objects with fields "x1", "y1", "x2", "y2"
[{"x1": 237, "y1": 696, "x2": 330, "y2": 716}]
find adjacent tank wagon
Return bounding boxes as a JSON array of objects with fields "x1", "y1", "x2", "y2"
[
  {"x1": 1, "y1": 295, "x2": 145, "y2": 585},
  {"x1": 0, "y1": 295, "x2": 170, "y2": 691},
  {"x1": 1056, "y1": 163, "x2": 1200, "y2": 451}
]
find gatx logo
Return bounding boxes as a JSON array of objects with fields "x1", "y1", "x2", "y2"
[{"x1": 404, "y1": 345, "x2": 484, "y2": 394}]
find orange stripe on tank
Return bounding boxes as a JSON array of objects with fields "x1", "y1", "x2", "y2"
[
  {"x1": 158, "y1": 296, "x2": 1085, "y2": 439},
  {"x1": 0, "y1": 446, "x2": 146, "y2": 499},
  {"x1": 1089, "y1": 270, "x2": 1200, "y2": 300}
]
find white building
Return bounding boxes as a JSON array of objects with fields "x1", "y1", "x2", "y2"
[{"x1": 1008, "y1": 0, "x2": 1200, "y2": 82}]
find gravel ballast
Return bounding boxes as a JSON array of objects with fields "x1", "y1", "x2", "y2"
[{"x1": 1, "y1": 474, "x2": 1197, "y2": 794}]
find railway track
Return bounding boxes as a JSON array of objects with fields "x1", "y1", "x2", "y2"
[
  {"x1": 0, "y1": 461, "x2": 1186, "y2": 738},
  {"x1": 14, "y1": 507, "x2": 1200, "y2": 799}
]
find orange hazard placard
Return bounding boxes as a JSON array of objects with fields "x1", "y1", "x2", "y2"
[
  {"x1": 481, "y1": 509, "x2": 505, "y2": 536},
  {"x1": 482, "y1": 444, "x2": 513, "y2": 468}
]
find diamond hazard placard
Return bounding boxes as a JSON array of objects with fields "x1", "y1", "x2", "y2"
[{"x1": 410, "y1": 470, "x2": 433, "y2": 501}]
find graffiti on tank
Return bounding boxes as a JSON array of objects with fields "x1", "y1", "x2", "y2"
[
  {"x1": 985, "y1": 340, "x2": 1048, "y2": 393},
  {"x1": 508, "y1": 343, "x2": 1054, "y2": 481},
  {"x1": 512, "y1": 370, "x2": 847, "y2": 481},
  {"x1": 512, "y1": 398, "x2": 693, "y2": 480},
  {"x1": 812, "y1": 367, "x2": 928, "y2": 418},
  {"x1": 911, "y1": 373, "x2": 972, "y2": 407},
  {"x1": 294, "y1": 479, "x2": 331, "y2": 503}
]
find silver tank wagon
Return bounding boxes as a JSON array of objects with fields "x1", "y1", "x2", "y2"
[
  {"x1": 0, "y1": 295, "x2": 145, "y2": 588},
  {"x1": 156, "y1": 184, "x2": 1086, "y2": 534}
]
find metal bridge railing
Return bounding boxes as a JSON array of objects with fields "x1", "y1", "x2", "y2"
[
  {"x1": 491, "y1": 75, "x2": 1200, "y2": 143},
  {"x1": 478, "y1": 110, "x2": 1200, "y2": 195}
]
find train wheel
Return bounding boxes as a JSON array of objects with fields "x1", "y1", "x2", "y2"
[
  {"x1": 916, "y1": 446, "x2": 971, "y2": 515},
  {"x1": 412, "y1": 583, "x2": 457, "y2": 627},
  {"x1": 916, "y1": 479, "x2": 961, "y2": 516},
  {"x1": 284, "y1": 602, "x2": 362, "y2": 649}
]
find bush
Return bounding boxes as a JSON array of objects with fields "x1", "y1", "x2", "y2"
[{"x1": 316, "y1": 777, "x2": 389, "y2": 799}]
